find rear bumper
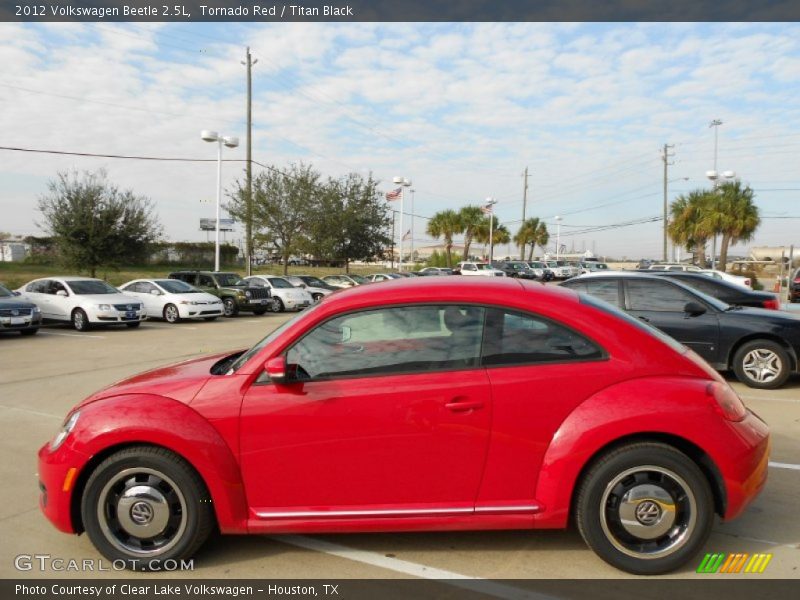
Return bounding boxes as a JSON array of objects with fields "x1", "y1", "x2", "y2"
[{"x1": 721, "y1": 410, "x2": 770, "y2": 520}]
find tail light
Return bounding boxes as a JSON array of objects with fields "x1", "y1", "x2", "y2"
[
  {"x1": 762, "y1": 298, "x2": 780, "y2": 310},
  {"x1": 706, "y1": 382, "x2": 747, "y2": 422}
]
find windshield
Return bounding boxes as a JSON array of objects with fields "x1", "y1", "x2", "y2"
[
  {"x1": 155, "y1": 279, "x2": 198, "y2": 294},
  {"x1": 66, "y1": 280, "x2": 118, "y2": 295},
  {"x1": 268, "y1": 277, "x2": 294, "y2": 289},
  {"x1": 216, "y1": 273, "x2": 245, "y2": 286},
  {"x1": 0, "y1": 284, "x2": 12, "y2": 297},
  {"x1": 227, "y1": 302, "x2": 323, "y2": 373},
  {"x1": 299, "y1": 276, "x2": 327, "y2": 287},
  {"x1": 350, "y1": 274, "x2": 368, "y2": 284},
  {"x1": 508, "y1": 263, "x2": 527, "y2": 270}
]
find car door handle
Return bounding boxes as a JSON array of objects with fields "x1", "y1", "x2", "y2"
[
  {"x1": 445, "y1": 398, "x2": 485, "y2": 412},
  {"x1": 638, "y1": 316, "x2": 650, "y2": 323}
]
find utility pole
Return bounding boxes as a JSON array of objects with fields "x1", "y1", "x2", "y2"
[
  {"x1": 390, "y1": 210, "x2": 396, "y2": 269},
  {"x1": 661, "y1": 143, "x2": 675, "y2": 262},
  {"x1": 520, "y1": 166, "x2": 529, "y2": 259},
  {"x1": 242, "y1": 47, "x2": 258, "y2": 276}
]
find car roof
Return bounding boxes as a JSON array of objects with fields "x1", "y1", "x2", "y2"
[{"x1": 30, "y1": 276, "x2": 105, "y2": 282}]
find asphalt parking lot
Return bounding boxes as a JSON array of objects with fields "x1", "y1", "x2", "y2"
[{"x1": 1, "y1": 313, "x2": 798, "y2": 582}]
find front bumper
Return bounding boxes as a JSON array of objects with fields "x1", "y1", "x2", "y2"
[
  {"x1": 91, "y1": 309, "x2": 145, "y2": 323},
  {"x1": 38, "y1": 441, "x2": 90, "y2": 534},
  {"x1": 0, "y1": 312, "x2": 42, "y2": 331},
  {"x1": 179, "y1": 305, "x2": 224, "y2": 318}
]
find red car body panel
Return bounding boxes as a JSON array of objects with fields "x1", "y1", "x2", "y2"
[{"x1": 38, "y1": 278, "x2": 769, "y2": 540}]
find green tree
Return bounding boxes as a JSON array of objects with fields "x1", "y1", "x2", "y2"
[
  {"x1": 458, "y1": 206, "x2": 485, "y2": 261},
  {"x1": 668, "y1": 190, "x2": 715, "y2": 267},
  {"x1": 302, "y1": 172, "x2": 392, "y2": 272},
  {"x1": 426, "y1": 209, "x2": 463, "y2": 267},
  {"x1": 474, "y1": 216, "x2": 510, "y2": 259},
  {"x1": 514, "y1": 217, "x2": 549, "y2": 260},
  {"x1": 37, "y1": 170, "x2": 161, "y2": 277},
  {"x1": 702, "y1": 182, "x2": 760, "y2": 272},
  {"x1": 229, "y1": 163, "x2": 320, "y2": 275}
]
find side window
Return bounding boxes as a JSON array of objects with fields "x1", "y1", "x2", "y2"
[
  {"x1": 584, "y1": 279, "x2": 622, "y2": 307},
  {"x1": 139, "y1": 282, "x2": 157, "y2": 294},
  {"x1": 482, "y1": 309, "x2": 604, "y2": 366},
  {"x1": 198, "y1": 275, "x2": 215, "y2": 287},
  {"x1": 285, "y1": 305, "x2": 485, "y2": 380},
  {"x1": 627, "y1": 280, "x2": 697, "y2": 312},
  {"x1": 49, "y1": 281, "x2": 67, "y2": 295},
  {"x1": 27, "y1": 280, "x2": 47, "y2": 293}
]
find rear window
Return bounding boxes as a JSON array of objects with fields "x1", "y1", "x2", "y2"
[{"x1": 579, "y1": 293, "x2": 687, "y2": 355}]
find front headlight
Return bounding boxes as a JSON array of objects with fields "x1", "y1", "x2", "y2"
[
  {"x1": 32, "y1": 306, "x2": 41, "y2": 313},
  {"x1": 97, "y1": 304, "x2": 112, "y2": 311},
  {"x1": 245, "y1": 290, "x2": 252, "y2": 298},
  {"x1": 50, "y1": 411, "x2": 80, "y2": 451}
]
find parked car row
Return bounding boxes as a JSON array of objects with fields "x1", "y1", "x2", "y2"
[{"x1": 561, "y1": 271, "x2": 799, "y2": 389}]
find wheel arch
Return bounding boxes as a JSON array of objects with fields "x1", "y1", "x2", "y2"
[{"x1": 726, "y1": 333, "x2": 797, "y2": 371}]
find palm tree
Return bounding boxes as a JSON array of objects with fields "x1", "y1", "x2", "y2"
[
  {"x1": 474, "y1": 217, "x2": 509, "y2": 259},
  {"x1": 514, "y1": 218, "x2": 549, "y2": 260},
  {"x1": 668, "y1": 190, "x2": 714, "y2": 266},
  {"x1": 458, "y1": 206, "x2": 485, "y2": 261},
  {"x1": 426, "y1": 209, "x2": 463, "y2": 267},
  {"x1": 709, "y1": 182, "x2": 760, "y2": 272}
]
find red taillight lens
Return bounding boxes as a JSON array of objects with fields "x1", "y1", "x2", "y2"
[
  {"x1": 762, "y1": 298, "x2": 780, "y2": 310},
  {"x1": 706, "y1": 382, "x2": 747, "y2": 421}
]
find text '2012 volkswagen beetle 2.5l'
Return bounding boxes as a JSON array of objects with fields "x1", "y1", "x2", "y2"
[{"x1": 38, "y1": 278, "x2": 770, "y2": 575}]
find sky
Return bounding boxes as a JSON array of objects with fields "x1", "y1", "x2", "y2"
[{"x1": 1, "y1": 21, "x2": 799, "y2": 260}]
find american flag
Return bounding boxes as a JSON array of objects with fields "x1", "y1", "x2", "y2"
[
  {"x1": 402, "y1": 229, "x2": 411, "y2": 241},
  {"x1": 481, "y1": 205, "x2": 493, "y2": 215},
  {"x1": 386, "y1": 188, "x2": 402, "y2": 201}
]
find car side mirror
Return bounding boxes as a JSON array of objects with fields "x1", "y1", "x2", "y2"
[
  {"x1": 56, "y1": 290, "x2": 68, "y2": 297},
  {"x1": 264, "y1": 356, "x2": 288, "y2": 384},
  {"x1": 12, "y1": 291, "x2": 21, "y2": 296},
  {"x1": 150, "y1": 289, "x2": 162, "y2": 296},
  {"x1": 299, "y1": 283, "x2": 307, "y2": 288},
  {"x1": 684, "y1": 301, "x2": 707, "y2": 317}
]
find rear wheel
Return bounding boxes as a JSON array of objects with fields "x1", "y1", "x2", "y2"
[
  {"x1": 312, "y1": 293, "x2": 324, "y2": 302},
  {"x1": 733, "y1": 339, "x2": 791, "y2": 389},
  {"x1": 72, "y1": 309, "x2": 91, "y2": 331},
  {"x1": 575, "y1": 442, "x2": 714, "y2": 575},
  {"x1": 163, "y1": 304, "x2": 180, "y2": 324},
  {"x1": 81, "y1": 446, "x2": 214, "y2": 570}
]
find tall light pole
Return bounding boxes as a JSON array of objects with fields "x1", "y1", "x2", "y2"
[
  {"x1": 554, "y1": 215, "x2": 562, "y2": 260},
  {"x1": 392, "y1": 176, "x2": 412, "y2": 271},
  {"x1": 201, "y1": 130, "x2": 239, "y2": 271},
  {"x1": 484, "y1": 197, "x2": 497, "y2": 263},
  {"x1": 410, "y1": 188, "x2": 415, "y2": 264}
]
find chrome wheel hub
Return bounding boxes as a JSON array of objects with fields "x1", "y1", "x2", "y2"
[
  {"x1": 742, "y1": 349, "x2": 781, "y2": 383},
  {"x1": 600, "y1": 465, "x2": 696, "y2": 559}
]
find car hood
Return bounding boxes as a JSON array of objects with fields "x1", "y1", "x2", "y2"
[
  {"x1": 77, "y1": 351, "x2": 235, "y2": 408},
  {"x1": 0, "y1": 297, "x2": 38, "y2": 310},
  {"x1": 170, "y1": 292, "x2": 221, "y2": 303},
  {"x1": 74, "y1": 293, "x2": 142, "y2": 305}
]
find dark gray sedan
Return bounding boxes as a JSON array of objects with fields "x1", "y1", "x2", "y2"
[{"x1": 0, "y1": 283, "x2": 42, "y2": 335}]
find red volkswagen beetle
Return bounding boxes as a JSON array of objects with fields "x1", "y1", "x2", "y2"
[{"x1": 38, "y1": 278, "x2": 769, "y2": 574}]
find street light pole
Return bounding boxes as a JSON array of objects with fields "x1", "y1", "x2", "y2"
[
  {"x1": 554, "y1": 215, "x2": 562, "y2": 260},
  {"x1": 485, "y1": 197, "x2": 497, "y2": 263},
  {"x1": 410, "y1": 188, "x2": 415, "y2": 265},
  {"x1": 202, "y1": 130, "x2": 239, "y2": 272},
  {"x1": 393, "y1": 176, "x2": 411, "y2": 271}
]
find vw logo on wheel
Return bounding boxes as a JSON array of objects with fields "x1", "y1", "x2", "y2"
[
  {"x1": 635, "y1": 501, "x2": 662, "y2": 526},
  {"x1": 130, "y1": 501, "x2": 154, "y2": 525}
]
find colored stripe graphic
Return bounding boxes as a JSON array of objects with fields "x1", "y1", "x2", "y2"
[{"x1": 698, "y1": 553, "x2": 772, "y2": 574}]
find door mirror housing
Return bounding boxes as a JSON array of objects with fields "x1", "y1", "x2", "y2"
[
  {"x1": 684, "y1": 301, "x2": 707, "y2": 317},
  {"x1": 150, "y1": 289, "x2": 162, "y2": 296},
  {"x1": 56, "y1": 290, "x2": 68, "y2": 297},
  {"x1": 264, "y1": 356, "x2": 288, "y2": 384}
]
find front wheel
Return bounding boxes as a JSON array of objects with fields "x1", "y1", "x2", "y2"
[
  {"x1": 72, "y1": 308, "x2": 91, "y2": 331},
  {"x1": 222, "y1": 297, "x2": 238, "y2": 317},
  {"x1": 163, "y1": 304, "x2": 181, "y2": 324},
  {"x1": 270, "y1": 297, "x2": 284, "y2": 313},
  {"x1": 81, "y1": 446, "x2": 214, "y2": 570},
  {"x1": 733, "y1": 339, "x2": 791, "y2": 389},
  {"x1": 575, "y1": 442, "x2": 714, "y2": 575}
]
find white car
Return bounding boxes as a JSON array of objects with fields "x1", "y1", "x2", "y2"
[
  {"x1": 545, "y1": 261, "x2": 578, "y2": 279},
  {"x1": 118, "y1": 279, "x2": 224, "y2": 323},
  {"x1": 284, "y1": 275, "x2": 335, "y2": 303},
  {"x1": 456, "y1": 262, "x2": 506, "y2": 277},
  {"x1": 244, "y1": 275, "x2": 313, "y2": 312},
  {"x1": 697, "y1": 269, "x2": 753, "y2": 289},
  {"x1": 17, "y1": 276, "x2": 145, "y2": 331}
]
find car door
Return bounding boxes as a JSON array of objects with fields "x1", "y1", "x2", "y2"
[
  {"x1": 136, "y1": 282, "x2": 162, "y2": 317},
  {"x1": 239, "y1": 304, "x2": 492, "y2": 516},
  {"x1": 24, "y1": 280, "x2": 53, "y2": 318},
  {"x1": 477, "y1": 307, "x2": 613, "y2": 512},
  {"x1": 624, "y1": 278, "x2": 720, "y2": 365},
  {"x1": 196, "y1": 274, "x2": 219, "y2": 297},
  {"x1": 47, "y1": 280, "x2": 72, "y2": 321}
]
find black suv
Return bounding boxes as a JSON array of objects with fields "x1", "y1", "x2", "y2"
[
  {"x1": 168, "y1": 271, "x2": 271, "y2": 317},
  {"x1": 0, "y1": 283, "x2": 42, "y2": 335},
  {"x1": 492, "y1": 261, "x2": 539, "y2": 279}
]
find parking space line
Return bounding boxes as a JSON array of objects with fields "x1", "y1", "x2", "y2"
[
  {"x1": 143, "y1": 323, "x2": 198, "y2": 330},
  {"x1": 742, "y1": 395, "x2": 800, "y2": 404},
  {"x1": 37, "y1": 331, "x2": 105, "y2": 339},
  {"x1": 272, "y1": 535, "x2": 554, "y2": 600},
  {"x1": 0, "y1": 404, "x2": 62, "y2": 420},
  {"x1": 769, "y1": 461, "x2": 800, "y2": 471}
]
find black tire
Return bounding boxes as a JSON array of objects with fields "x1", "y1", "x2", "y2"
[
  {"x1": 269, "y1": 297, "x2": 284, "y2": 313},
  {"x1": 312, "y1": 293, "x2": 324, "y2": 303},
  {"x1": 575, "y1": 442, "x2": 714, "y2": 575},
  {"x1": 204, "y1": 317, "x2": 217, "y2": 322},
  {"x1": 252, "y1": 309, "x2": 267, "y2": 316},
  {"x1": 222, "y1": 297, "x2": 238, "y2": 317},
  {"x1": 163, "y1": 304, "x2": 181, "y2": 324},
  {"x1": 81, "y1": 446, "x2": 214, "y2": 570},
  {"x1": 21, "y1": 328, "x2": 38, "y2": 336},
  {"x1": 732, "y1": 339, "x2": 791, "y2": 389},
  {"x1": 72, "y1": 308, "x2": 91, "y2": 331},
  {"x1": 126, "y1": 322, "x2": 141, "y2": 328}
]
